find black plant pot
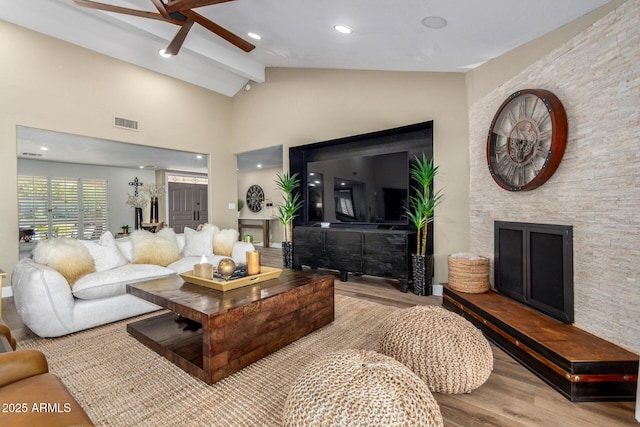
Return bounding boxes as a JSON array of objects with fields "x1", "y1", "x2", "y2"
[
  {"x1": 150, "y1": 197, "x2": 159, "y2": 224},
  {"x1": 412, "y1": 254, "x2": 434, "y2": 296},
  {"x1": 134, "y1": 208, "x2": 143, "y2": 230},
  {"x1": 282, "y1": 242, "x2": 294, "y2": 269}
]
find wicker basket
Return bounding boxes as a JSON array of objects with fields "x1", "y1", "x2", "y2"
[{"x1": 448, "y1": 253, "x2": 489, "y2": 293}]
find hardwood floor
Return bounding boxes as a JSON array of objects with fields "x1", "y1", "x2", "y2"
[{"x1": 3, "y1": 246, "x2": 637, "y2": 426}]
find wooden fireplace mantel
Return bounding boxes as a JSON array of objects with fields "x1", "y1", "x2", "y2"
[{"x1": 442, "y1": 286, "x2": 638, "y2": 402}]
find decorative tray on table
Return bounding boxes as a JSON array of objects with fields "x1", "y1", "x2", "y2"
[{"x1": 180, "y1": 266, "x2": 283, "y2": 292}]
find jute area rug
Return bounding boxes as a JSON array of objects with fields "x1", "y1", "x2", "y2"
[{"x1": 18, "y1": 295, "x2": 399, "y2": 426}]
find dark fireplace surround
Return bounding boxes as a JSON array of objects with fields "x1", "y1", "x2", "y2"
[{"x1": 494, "y1": 221, "x2": 574, "y2": 323}]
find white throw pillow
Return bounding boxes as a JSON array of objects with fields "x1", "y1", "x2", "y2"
[
  {"x1": 183, "y1": 226, "x2": 214, "y2": 257},
  {"x1": 115, "y1": 237, "x2": 133, "y2": 262},
  {"x1": 80, "y1": 231, "x2": 128, "y2": 272}
]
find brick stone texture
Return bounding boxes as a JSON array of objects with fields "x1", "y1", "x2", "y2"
[{"x1": 468, "y1": 0, "x2": 639, "y2": 353}]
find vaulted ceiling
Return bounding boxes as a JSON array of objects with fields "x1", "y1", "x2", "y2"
[{"x1": 1, "y1": 0, "x2": 610, "y2": 97}]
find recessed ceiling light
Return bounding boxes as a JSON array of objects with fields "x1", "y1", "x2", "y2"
[
  {"x1": 40, "y1": 147, "x2": 48, "y2": 151},
  {"x1": 158, "y1": 49, "x2": 172, "y2": 58},
  {"x1": 421, "y1": 16, "x2": 447, "y2": 29},
  {"x1": 247, "y1": 32, "x2": 261, "y2": 40},
  {"x1": 196, "y1": 155, "x2": 203, "y2": 159},
  {"x1": 334, "y1": 25, "x2": 353, "y2": 34},
  {"x1": 139, "y1": 166, "x2": 144, "y2": 169},
  {"x1": 257, "y1": 164, "x2": 262, "y2": 168}
]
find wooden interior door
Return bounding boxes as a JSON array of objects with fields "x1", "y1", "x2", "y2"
[{"x1": 169, "y1": 183, "x2": 208, "y2": 233}]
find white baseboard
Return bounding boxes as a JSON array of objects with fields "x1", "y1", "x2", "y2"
[
  {"x1": 432, "y1": 283, "x2": 443, "y2": 296},
  {"x1": 2, "y1": 286, "x2": 13, "y2": 298}
]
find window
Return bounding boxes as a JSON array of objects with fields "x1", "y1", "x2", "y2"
[
  {"x1": 334, "y1": 188, "x2": 355, "y2": 219},
  {"x1": 18, "y1": 175, "x2": 108, "y2": 240}
]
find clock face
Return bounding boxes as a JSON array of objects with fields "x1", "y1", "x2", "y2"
[
  {"x1": 486, "y1": 89, "x2": 567, "y2": 191},
  {"x1": 246, "y1": 184, "x2": 264, "y2": 213}
]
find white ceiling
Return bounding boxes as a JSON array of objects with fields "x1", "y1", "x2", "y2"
[
  {"x1": 17, "y1": 126, "x2": 210, "y2": 174},
  {"x1": 7, "y1": 0, "x2": 611, "y2": 173},
  {"x1": 1, "y1": 0, "x2": 610, "y2": 97}
]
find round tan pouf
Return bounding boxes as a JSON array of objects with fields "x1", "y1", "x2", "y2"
[
  {"x1": 379, "y1": 306, "x2": 493, "y2": 394},
  {"x1": 282, "y1": 349, "x2": 443, "y2": 427}
]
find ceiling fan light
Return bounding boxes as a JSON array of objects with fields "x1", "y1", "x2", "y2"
[
  {"x1": 334, "y1": 25, "x2": 352, "y2": 34},
  {"x1": 158, "y1": 49, "x2": 173, "y2": 58}
]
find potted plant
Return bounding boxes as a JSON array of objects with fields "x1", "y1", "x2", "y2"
[
  {"x1": 121, "y1": 225, "x2": 130, "y2": 234},
  {"x1": 405, "y1": 154, "x2": 442, "y2": 295},
  {"x1": 274, "y1": 172, "x2": 303, "y2": 269},
  {"x1": 237, "y1": 199, "x2": 245, "y2": 216}
]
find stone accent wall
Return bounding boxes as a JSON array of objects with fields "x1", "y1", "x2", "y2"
[{"x1": 468, "y1": 0, "x2": 639, "y2": 354}]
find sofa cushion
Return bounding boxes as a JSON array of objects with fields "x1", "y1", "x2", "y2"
[
  {"x1": 115, "y1": 237, "x2": 133, "y2": 262},
  {"x1": 183, "y1": 226, "x2": 215, "y2": 257},
  {"x1": 72, "y1": 264, "x2": 175, "y2": 299},
  {"x1": 79, "y1": 231, "x2": 128, "y2": 272},
  {"x1": 213, "y1": 229, "x2": 240, "y2": 257},
  {"x1": 131, "y1": 228, "x2": 181, "y2": 267},
  {"x1": 32, "y1": 238, "x2": 95, "y2": 285},
  {"x1": 175, "y1": 233, "x2": 186, "y2": 254}
]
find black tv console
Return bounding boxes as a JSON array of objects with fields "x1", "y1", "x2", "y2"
[{"x1": 293, "y1": 226, "x2": 416, "y2": 287}]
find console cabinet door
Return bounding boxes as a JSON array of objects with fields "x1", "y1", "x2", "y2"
[
  {"x1": 293, "y1": 228, "x2": 327, "y2": 267},
  {"x1": 294, "y1": 228, "x2": 362, "y2": 271},
  {"x1": 362, "y1": 232, "x2": 410, "y2": 279},
  {"x1": 325, "y1": 231, "x2": 362, "y2": 272}
]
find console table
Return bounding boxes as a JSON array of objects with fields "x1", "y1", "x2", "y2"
[
  {"x1": 238, "y1": 216, "x2": 277, "y2": 247},
  {"x1": 293, "y1": 226, "x2": 416, "y2": 287}
]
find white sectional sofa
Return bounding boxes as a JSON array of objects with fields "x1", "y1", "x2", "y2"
[{"x1": 11, "y1": 225, "x2": 255, "y2": 337}]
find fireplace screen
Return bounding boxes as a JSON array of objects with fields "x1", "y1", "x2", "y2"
[{"x1": 494, "y1": 221, "x2": 573, "y2": 323}]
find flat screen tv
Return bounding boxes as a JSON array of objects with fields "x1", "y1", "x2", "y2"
[
  {"x1": 290, "y1": 120, "x2": 433, "y2": 229},
  {"x1": 306, "y1": 151, "x2": 409, "y2": 224}
]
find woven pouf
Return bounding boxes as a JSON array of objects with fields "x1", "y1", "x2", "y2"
[
  {"x1": 282, "y1": 349, "x2": 443, "y2": 427},
  {"x1": 379, "y1": 306, "x2": 493, "y2": 394}
]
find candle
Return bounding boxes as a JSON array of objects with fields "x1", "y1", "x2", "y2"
[
  {"x1": 193, "y1": 262, "x2": 213, "y2": 279},
  {"x1": 246, "y1": 251, "x2": 260, "y2": 275}
]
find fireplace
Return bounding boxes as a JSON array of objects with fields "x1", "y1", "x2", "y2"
[
  {"x1": 494, "y1": 221, "x2": 573, "y2": 323},
  {"x1": 443, "y1": 220, "x2": 637, "y2": 402}
]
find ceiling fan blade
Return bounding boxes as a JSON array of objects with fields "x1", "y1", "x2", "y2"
[
  {"x1": 73, "y1": 0, "x2": 172, "y2": 23},
  {"x1": 165, "y1": 19, "x2": 195, "y2": 56},
  {"x1": 149, "y1": 0, "x2": 172, "y2": 20},
  {"x1": 184, "y1": 10, "x2": 255, "y2": 52},
  {"x1": 165, "y1": 0, "x2": 235, "y2": 14}
]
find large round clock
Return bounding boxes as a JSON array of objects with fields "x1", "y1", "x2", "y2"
[
  {"x1": 245, "y1": 184, "x2": 265, "y2": 213},
  {"x1": 486, "y1": 89, "x2": 568, "y2": 191}
]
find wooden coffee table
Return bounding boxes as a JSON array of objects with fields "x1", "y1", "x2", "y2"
[{"x1": 126, "y1": 269, "x2": 334, "y2": 384}]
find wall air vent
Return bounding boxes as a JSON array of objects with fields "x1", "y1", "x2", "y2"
[
  {"x1": 21, "y1": 152, "x2": 43, "y2": 158},
  {"x1": 114, "y1": 116, "x2": 139, "y2": 131}
]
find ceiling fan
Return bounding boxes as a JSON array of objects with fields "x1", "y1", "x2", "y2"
[{"x1": 73, "y1": 0, "x2": 255, "y2": 55}]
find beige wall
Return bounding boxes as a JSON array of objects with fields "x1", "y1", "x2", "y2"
[
  {"x1": 0, "y1": 20, "x2": 235, "y2": 286},
  {"x1": 468, "y1": 0, "x2": 639, "y2": 353},
  {"x1": 231, "y1": 68, "x2": 470, "y2": 282}
]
